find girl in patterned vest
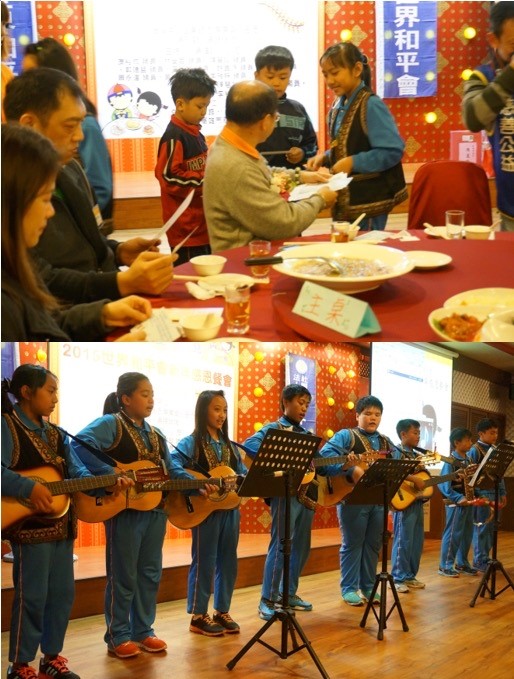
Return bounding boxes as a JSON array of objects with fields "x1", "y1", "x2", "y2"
[
  {"x1": 1, "y1": 364, "x2": 97, "y2": 679},
  {"x1": 306, "y1": 42, "x2": 407, "y2": 230},
  {"x1": 170, "y1": 390, "x2": 247, "y2": 636},
  {"x1": 71, "y1": 372, "x2": 172, "y2": 659}
]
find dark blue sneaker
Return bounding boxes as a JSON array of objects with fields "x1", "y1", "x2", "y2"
[
  {"x1": 285, "y1": 594, "x2": 313, "y2": 611},
  {"x1": 438, "y1": 567, "x2": 460, "y2": 578},
  {"x1": 258, "y1": 598, "x2": 277, "y2": 620},
  {"x1": 455, "y1": 565, "x2": 478, "y2": 576}
]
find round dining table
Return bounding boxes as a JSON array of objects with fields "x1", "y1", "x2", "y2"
[{"x1": 146, "y1": 230, "x2": 514, "y2": 342}]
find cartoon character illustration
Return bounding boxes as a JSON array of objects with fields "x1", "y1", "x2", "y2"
[
  {"x1": 136, "y1": 89, "x2": 166, "y2": 120},
  {"x1": 107, "y1": 83, "x2": 133, "y2": 120}
]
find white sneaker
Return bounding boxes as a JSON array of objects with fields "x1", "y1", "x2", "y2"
[
  {"x1": 2, "y1": 552, "x2": 14, "y2": 563},
  {"x1": 405, "y1": 578, "x2": 425, "y2": 589},
  {"x1": 394, "y1": 582, "x2": 409, "y2": 593}
]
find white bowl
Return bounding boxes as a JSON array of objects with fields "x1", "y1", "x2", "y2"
[
  {"x1": 181, "y1": 313, "x2": 223, "y2": 341},
  {"x1": 464, "y1": 225, "x2": 492, "y2": 240},
  {"x1": 190, "y1": 255, "x2": 227, "y2": 276},
  {"x1": 444, "y1": 288, "x2": 514, "y2": 308},
  {"x1": 428, "y1": 305, "x2": 493, "y2": 341},
  {"x1": 479, "y1": 308, "x2": 514, "y2": 340},
  {"x1": 272, "y1": 242, "x2": 415, "y2": 293}
]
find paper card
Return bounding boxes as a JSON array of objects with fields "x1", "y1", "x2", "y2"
[
  {"x1": 288, "y1": 172, "x2": 352, "y2": 201},
  {"x1": 148, "y1": 189, "x2": 195, "y2": 244},
  {"x1": 130, "y1": 307, "x2": 223, "y2": 341},
  {"x1": 292, "y1": 281, "x2": 381, "y2": 338}
]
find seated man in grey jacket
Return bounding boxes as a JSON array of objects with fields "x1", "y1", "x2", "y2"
[
  {"x1": 4, "y1": 68, "x2": 175, "y2": 304},
  {"x1": 203, "y1": 80, "x2": 337, "y2": 252}
]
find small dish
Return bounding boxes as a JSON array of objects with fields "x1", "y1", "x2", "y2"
[
  {"x1": 423, "y1": 226, "x2": 450, "y2": 240},
  {"x1": 190, "y1": 255, "x2": 227, "y2": 276},
  {"x1": 464, "y1": 225, "x2": 492, "y2": 240},
  {"x1": 407, "y1": 250, "x2": 452, "y2": 270},
  {"x1": 444, "y1": 288, "x2": 514, "y2": 309},
  {"x1": 428, "y1": 305, "x2": 495, "y2": 341},
  {"x1": 197, "y1": 273, "x2": 255, "y2": 295},
  {"x1": 479, "y1": 309, "x2": 514, "y2": 340},
  {"x1": 181, "y1": 313, "x2": 223, "y2": 341}
]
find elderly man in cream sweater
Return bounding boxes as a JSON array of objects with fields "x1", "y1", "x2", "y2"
[{"x1": 204, "y1": 80, "x2": 337, "y2": 252}]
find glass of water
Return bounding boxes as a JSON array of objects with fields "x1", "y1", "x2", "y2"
[{"x1": 445, "y1": 210, "x2": 465, "y2": 239}]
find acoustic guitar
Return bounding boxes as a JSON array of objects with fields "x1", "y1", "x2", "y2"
[
  {"x1": 74, "y1": 460, "x2": 232, "y2": 523},
  {"x1": 315, "y1": 451, "x2": 389, "y2": 507},
  {"x1": 390, "y1": 469, "x2": 462, "y2": 511},
  {"x1": 165, "y1": 465, "x2": 240, "y2": 530},
  {"x1": 1, "y1": 461, "x2": 164, "y2": 530}
]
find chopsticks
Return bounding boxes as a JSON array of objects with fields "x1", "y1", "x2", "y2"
[{"x1": 172, "y1": 274, "x2": 202, "y2": 281}]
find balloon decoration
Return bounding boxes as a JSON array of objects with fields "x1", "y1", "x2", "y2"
[{"x1": 36, "y1": 349, "x2": 47, "y2": 364}]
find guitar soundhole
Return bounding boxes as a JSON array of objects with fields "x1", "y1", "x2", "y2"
[{"x1": 209, "y1": 490, "x2": 228, "y2": 503}]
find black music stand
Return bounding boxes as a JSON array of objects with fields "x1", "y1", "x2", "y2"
[
  {"x1": 226, "y1": 428, "x2": 329, "y2": 678},
  {"x1": 345, "y1": 458, "x2": 419, "y2": 640},
  {"x1": 468, "y1": 440, "x2": 514, "y2": 607}
]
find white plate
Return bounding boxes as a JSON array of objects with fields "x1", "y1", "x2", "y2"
[
  {"x1": 424, "y1": 226, "x2": 451, "y2": 239},
  {"x1": 479, "y1": 309, "x2": 514, "y2": 341},
  {"x1": 407, "y1": 250, "x2": 452, "y2": 270},
  {"x1": 272, "y1": 242, "x2": 414, "y2": 293},
  {"x1": 428, "y1": 305, "x2": 495, "y2": 341},
  {"x1": 444, "y1": 288, "x2": 514, "y2": 309},
  {"x1": 197, "y1": 273, "x2": 255, "y2": 295}
]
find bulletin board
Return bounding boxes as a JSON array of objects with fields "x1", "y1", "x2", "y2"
[{"x1": 84, "y1": 0, "x2": 322, "y2": 140}]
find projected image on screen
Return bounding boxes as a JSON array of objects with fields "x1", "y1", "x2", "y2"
[{"x1": 371, "y1": 343, "x2": 453, "y2": 455}]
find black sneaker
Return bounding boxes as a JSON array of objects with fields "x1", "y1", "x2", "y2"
[
  {"x1": 213, "y1": 612, "x2": 240, "y2": 634},
  {"x1": 38, "y1": 656, "x2": 80, "y2": 679},
  {"x1": 189, "y1": 614, "x2": 224, "y2": 637},
  {"x1": 7, "y1": 666, "x2": 38, "y2": 679}
]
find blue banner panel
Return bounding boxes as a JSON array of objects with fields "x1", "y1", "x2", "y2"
[
  {"x1": 382, "y1": 0, "x2": 437, "y2": 98},
  {"x1": 5, "y1": 1, "x2": 36, "y2": 76}
]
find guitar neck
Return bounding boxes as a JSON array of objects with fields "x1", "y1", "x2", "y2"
[
  {"x1": 313, "y1": 450, "x2": 385, "y2": 469},
  {"x1": 141, "y1": 477, "x2": 224, "y2": 492},
  {"x1": 423, "y1": 471, "x2": 458, "y2": 488},
  {"x1": 46, "y1": 474, "x2": 119, "y2": 496}
]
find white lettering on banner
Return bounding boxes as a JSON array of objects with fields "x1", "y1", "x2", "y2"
[
  {"x1": 396, "y1": 52, "x2": 420, "y2": 73},
  {"x1": 397, "y1": 74, "x2": 419, "y2": 96},
  {"x1": 394, "y1": 6, "x2": 420, "y2": 29},
  {"x1": 499, "y1": 101, "x2": 514, "y2": 171},
  {"x1": 394, "y1": 29, "x2": 420, "y2": 51}
]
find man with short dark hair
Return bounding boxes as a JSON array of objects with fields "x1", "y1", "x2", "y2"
[
  {"x1": 203, "y1": 80, "x2": 337, "y2": 251},
  {"x1": 4, "y1": 68, "x2": 175, "y2": 304},
  {"x1": 468, "y1": 418, "x2": 506, "y2": 571}
]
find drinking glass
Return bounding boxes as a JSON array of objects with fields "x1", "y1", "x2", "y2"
[
  {"x1": 445, "y1": 210, "x2": 465, "y2": 239},
  {"x1": 224, "y1": 285, "x2": 250, "y2": 335},
  {"x1": 249, "y1": 240, "x2": 271, "y2": 278}
]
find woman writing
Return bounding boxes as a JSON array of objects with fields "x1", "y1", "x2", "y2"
[{"x1": 1, "y1": 123, "x2": 150, "y2": 340}]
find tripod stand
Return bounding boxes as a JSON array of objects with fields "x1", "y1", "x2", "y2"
[
  {"x1": 469, "y1": 441, "x2": 514, "y2": 607},
  {"x1": 226, "y1": 428, "x2": 329, "y2": 678},
  {"x1": 344, "y1": 458, "x2": 418, "y2": 640}
]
